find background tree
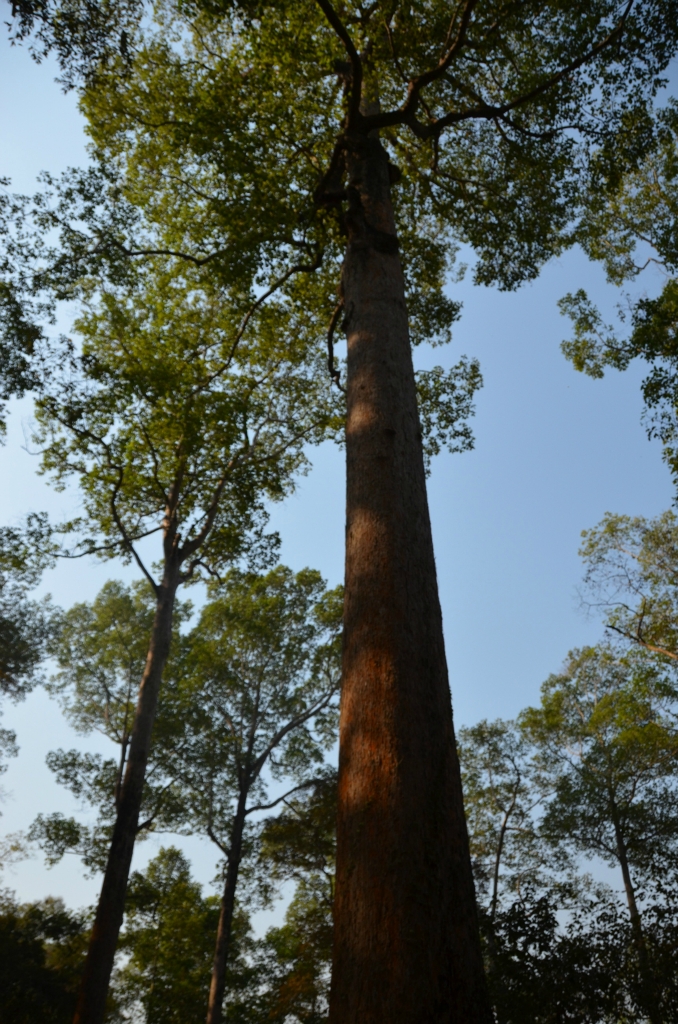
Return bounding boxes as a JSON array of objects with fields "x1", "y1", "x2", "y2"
[
  {"x1": 29, "y1": 566, "x2": 341, "y2": 1024},
  {"x1": 0, "y1": 185, "x2": 43, "y2": 435},
  {"x1": 7, "y1": 2, "x2": 678, "y2": 1021},
  {"x1": 0, "y1": 512, "x2": 56, "y2": 800},
  {"x1": 0, "y1": 891, "x2": 92, "y2": 1024},
  {"x1": 458, "y1": 720, "x2": 546, "y2": 922},
  {"x1": 0, "y1": 512, "x2": 55, "y2": 700},
  {"x1": 28, "y1": 580, "x2": 190, "y2": 873},
  {"x1": 26, "y1": 252, "x2": 340, "y2": 1024},
  {"x1": 113, "y1": 846, "x2": 256, "y2": 1024},
  {"x1": 255, "y1": 774, "x2": 338, "y2": 1024},
  {"x1": 578, "y1": 508, "x2": 678, "y2": 661},
  {"x1": 559, "y1": 101, "x2": 678, "y2": 487},
  {"x1": 149, "y1": 566, "x2": 341, "y2": 1024},
  {"x1": 521, "y1": 643, "x2": 678, "y2": 1024}
]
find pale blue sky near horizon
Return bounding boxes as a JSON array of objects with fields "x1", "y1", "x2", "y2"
[{"x1": 0, "y1": 28, "x2": 674, "y2": 914}]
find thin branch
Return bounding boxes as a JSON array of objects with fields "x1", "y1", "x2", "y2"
[
  {"x1": 207, "y1": 822, "x2": 231, "y2": 858},
  {"x1": 109, "y1": 466, "x2": 160, "y2": 597},
  {"x1": 180, "y1": 464, "x2": 233, "y2": 561},
  {"x1": 60, "y1": 525, "x2": 162, "y2": 559},
  {"x1": 188, "y1": 252, "x2": 323, "y2": 397},
  {"x1": 93, "y1": 238, "x2": 227, "y2": 267},
  {"x1": 245, "y1": 778, "x2": 319, "y2": 816},
  {"x1": 406, "y1": 0, "x2": 480, "y2": 105},
  {"x1": 251, "y1": 687, "x2": 338, "y2": 779}
]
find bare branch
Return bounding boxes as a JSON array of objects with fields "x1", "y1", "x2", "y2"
[
  {"x1": 92, "y1": 238, "x2": 227, "y2": 267},
  {"x1": 605, "y1": 623, "x2": 678, "y2": 662},
  {"x1": 207, "y1": 822, "x2": 231, "y2": 858},
  {"x1": 179, "y1": 464, "x2": 233, "y2": 561},
  {"x1": 251, "y1": 686, "x2": 338, "y2": 779}
]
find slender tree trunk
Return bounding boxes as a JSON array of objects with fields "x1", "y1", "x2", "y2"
[
  {"x1": 612, "y1": 811, "x2": 660, "y2": 1024},
  {"x1": 485, "y1": 811, "x2": 512, "y2": 1024},
  {"x1": 206, "y1": 796, "x2": 248, "y2": 1024},
  {"x1": 73, "y1": 571, "x2": 179, "y2": 1024},
  {"x1": 329, "y1": 133, "x2": 491, "y2": 1024}
]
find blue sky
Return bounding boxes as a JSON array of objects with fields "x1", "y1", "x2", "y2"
[{"x1": 0, "y1": 28, "x2": 674, "y2": 913}]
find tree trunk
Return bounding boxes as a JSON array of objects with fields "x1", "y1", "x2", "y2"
[
  {"x1": 73, "y1": 571, "x2": 179, "y2": 1024},
  {"x1": 205, "y1": 797, "x2": 248, "y2": 1024},
  {"x1": 612, "y1": 813, "x2": 660, "y2": 1024},
  {"x1": 329, "y1": 134, "x2": 491, "y2": 1024}
]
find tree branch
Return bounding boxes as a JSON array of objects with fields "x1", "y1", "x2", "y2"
[
  {"x1": 207, "y1": 822, "x2": 231, "y2": 858},
  {"x1": 188, "y1": 251, "x2": 323, "y2": 396},
  {"x1": 605, "y1": 623, "x2": 678, "y2": 661},
  {"x1": 245, "y1": 778, "x2": 319, "y2": 816},
  {"x1": 251, "y1": 686, "x2": 338, "y2": 779},
  {"x1": 327, "y1": 299, "x2": 346, "y2": 392},
  {"x1": 314, "y1": 0, "x2": 363, "y2": 128},
  {"x1": 109, "y1": 466, "x2": 159, "y2": 597},
  {"x1": 94, "y1": 238, "x2": 227, "y2": 267},
  {"x1": 362, "y1": 0, "x2": 635, "y2": 139}
]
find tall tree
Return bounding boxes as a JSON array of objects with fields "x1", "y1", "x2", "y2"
[
  {"x1": 521, "y1": 643, "x2": 678, "y2": 1024},
  {"x1": 26, "y1": 256, "x2": 338, "y2": 1024},
  {"x1": 153, "y1": 566, "x2": 342, "y2": 1024},
  {"x1": 7, "y1": 3, "x2": 678, "y2": 1021},
  {"x1": 30, "y1": 568, "x2": 341, "y2": 1024}
]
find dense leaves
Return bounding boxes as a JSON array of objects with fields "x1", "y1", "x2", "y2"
[{"x1": 0, "y1": 892, "x2": 90, "y2": 1024}]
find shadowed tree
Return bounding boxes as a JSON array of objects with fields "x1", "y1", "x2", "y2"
[
  {"x1": 458, "y1": 719, "x2": 629, "y2": 1024},
  {"x1": 0, "y1": 891, "x2": 91, "y2": 1024},
  {"x1": 255, "y1": 774, "x2": 338, "y2": 1024},
  {"x1": 0, "y1": 513, "x2": 55, "y2": 700},
  {"x1": 0, "y1": 513, "x2": 56, "y2": 792}
]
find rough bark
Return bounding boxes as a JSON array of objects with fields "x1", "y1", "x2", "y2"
[
  {"x1": 328, "y1": 134, "x2": 491, "y2": 1024},
  {"x1": 73, "y1": 571, "x2": 179, "y2": 1024},
  {"x1": 205, "y1": 796, "x2": 247, "y2": 1024}
]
